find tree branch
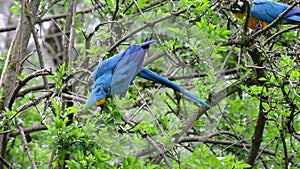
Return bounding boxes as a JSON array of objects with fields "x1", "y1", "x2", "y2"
[
  {"x1": 169, "y1": 68, "x2": 243, "y2": 80},
  {"x1": 12, "y1": 92, "x2": 53, "y2": 121},
  {"x1": 11, "y1": 125, "x2": 47, "y2": 137},
  {"x1": 122, "y1": 116, "x2": 174, "y2": 169},
  {"x1": 107, "y1": 9, "x2": 187, "y2": 53},
  {"x1": 17, "y1": 83, "x2": 55, "y2": 97},
  {"x1": 0, "y1": 7, "x2": 99, "y2": 33},
  {"x1": 26, "y1": 9, "x2": 49, "y2": 90},
  {"x1": 0, "y1": 155, "x2": 12, "y2": 169},
  {"x1": 177, "y1": 80, "x2": 241, "y2": 139},
  {"x1": 18, "y1": 125, "x2": 37, "y2": 169},
  {"x1": 262, "y1": 24, "x2": 300, "y2": 46},
  {"x1": 8, "y1": 69, "x2": 52, "y2": 110},
  {"x1": 245, "y1": 48, "x2": 268, "y2": 167}
]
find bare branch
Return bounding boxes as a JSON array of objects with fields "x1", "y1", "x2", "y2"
[
  {"x1": 7, "y1": 125, "x2": 47, "y2": 137},
  {"x1": 0, "y1": 7, "x2": 99, "y2": 33},
  {"x1": 171, "y1": 67, "x2": 243, "y2": 80},
  {"x1": 17, "y1": 83, "x2": 56, "y2": 97},
  {"x1": 8, "y1": 69, "x2": 52, "y2": 109},
  {"x1": 26, "y1": 9, "x2": 49, "y2": 90},
  {"x1": 0, "y1": 155, "x2": 12, "y2": 169},
  {"x1": 122, "y1": 116, "x2": 174, "y2": 168},
  {"x1": 15, "y1": 92, "x2": 53, "y2": 116},
  {"x1": 63, "y1": 0, "x2": 75, "y2": 67},
  {"x1": 18, "y1": 125, "x2": 37, "y2": 169},
  {"x1": 107, "y1": 9, "x2": 187, "y2": 53},
  {"x1": 262, "y1": 25, "x2": 300, "y2": 46}
]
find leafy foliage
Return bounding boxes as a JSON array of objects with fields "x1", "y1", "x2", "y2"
[{"x1": 0, "y1": 0, "x2": 299, "y2": 168}]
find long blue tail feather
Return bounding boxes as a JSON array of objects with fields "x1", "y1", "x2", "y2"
[{"x1": 137, "y1": 68, "x2": 211, "y2": 108}]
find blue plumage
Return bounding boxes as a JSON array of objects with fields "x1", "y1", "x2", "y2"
[
  {"x1": 137, "y1": 68, "x2": 211, "y2": 108},
  {"x1": 85, "y1": 39, "x2": 211, "y2": 109},
  {"x1": 251, "y1": 0, "x2": 300, "y2": 24},
  {"x1": 85, "y1": 40, "x2": 154, "y2": 108}
]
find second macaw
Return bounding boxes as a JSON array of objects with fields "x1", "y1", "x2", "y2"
[
  {"x1": 85, "y1": 39, "x2": 211, "y2": 109},
  {"x1": 231, "y1": 0, "x2": 300, "y2": 29}
]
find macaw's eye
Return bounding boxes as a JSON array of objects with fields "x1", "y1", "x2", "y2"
[{"x1": 96, "y1": 97, "x2": 106, "y2": 106}]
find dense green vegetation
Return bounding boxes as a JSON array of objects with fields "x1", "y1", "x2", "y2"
[{"x1": 0, "y1": 0, "x2": 299, "y2": 168}]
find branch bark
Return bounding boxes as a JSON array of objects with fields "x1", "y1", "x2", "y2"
[
  {"x1": 245, "y1": 48, "x2": 268, "y2": 168},
  {"x1": 0, "y1": 7, "x2": 99, "y2": 33},
  {"x1": 107, "y1": 9, "x2": 187, "y2": 53},
  {"x1": 122, "y1": 116, "x2": 174, "y2": 169},
  {"x1": 18, "y1": 125, "x2": 37, "y2": 169},
  {"x1": 8, "y1": 69, "x2": 52, "y2": 110},
  {"x1": 26, "y1": 8, "x2": 49, "y2": 90}
]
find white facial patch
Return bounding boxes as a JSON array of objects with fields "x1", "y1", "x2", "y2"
[{"x1": 237, "y1": 0, "x2": 244, "y2": 7}]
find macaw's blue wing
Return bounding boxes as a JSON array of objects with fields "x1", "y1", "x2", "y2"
[
  {"x1": 87, "y1": 53, "x2": 123, "y2": 86},
  {"x1": 251, "y1": 0, "x2": 300, "y2": 24},
  {"x1": 137, "y1": 68, "x2": 211, "y2": 108},
  {"x1": 111, "y1": 40, "x2": 155, "y2": 96}
]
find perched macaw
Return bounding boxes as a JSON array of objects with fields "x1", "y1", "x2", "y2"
[
  {"x1": 231, "y1": 0, "x2": 268, "y2": 30},
  {"x1": 85, "y1": 39, "x2": 211, "y2": 109},
  {"x1": 231, "y1": 0, "x2": 300, "y2": 29}
]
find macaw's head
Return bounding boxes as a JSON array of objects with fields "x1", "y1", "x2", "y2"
[
  {"x1": 231, "y1": 0, "x2": 247, "y2": 15},
  {"x1": 84, "y1": 85, "x2": 107, "y2": 110}
]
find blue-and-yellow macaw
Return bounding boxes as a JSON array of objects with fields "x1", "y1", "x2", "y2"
[
  {"x1": 231, "y1": 0, "x2": 300, "y2": 29},
  {"x1": 85, "y1": 39, "x2": 211, "y2": 109}
]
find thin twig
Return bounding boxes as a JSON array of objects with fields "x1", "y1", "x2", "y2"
[
  {"x1": 63, "y1": 0, "x2": 75, "y2": 67},
  {"x1": 13, "y1": 92, "x2": 53, "y2": 120},
  {"x1": 0, "y1": 155, "x2": 12, "y2": 169},
  {"x1": 50, "y1": 18, "x2": 80, "y2": 57},
  {"x1": 122, "y1": 116, "x2": 174, "y2": 169},
  {"x1": 48, "y1": 150, "x2": 56, "y2": 169},
  {"x1": 18, "y1": 125, "x2": 37, "y2": 169},
  {"x1": 0, "y1": 7, "x2": 99, "y2": 33},
  {"x1": 132, "y1": 82, "x2": 165, "y2": 135},
  {"x1": 8, "y1": 69, "x2": 52, "y2": 109},
  {"x1": 107, "y1": 9, "x2": 187, "y2": 53},
  {"x1": 39, "y1": 0, "x2": 61, "y2": 17},
  {"x1": 62, "y1": 93, "x2": 86, "y2": 104},
  {"x1": 262, "y1": 25, "x2": 300, "y2": 46},
  {"x1": 112, "y1": 0, "x2": 119, "y2": 20},
  {"x1": 280, "y1": 131, "x2": 289, "y2": 169},
  {"x1": 9, "y1": 125, "x2": 47, "y2": 137},
  {"x1": 216, "y1": 44, "x2": 236, "y2": 80},
  {"x1": 26, "y1": 10, "x2": 49, "y2": 90}
]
